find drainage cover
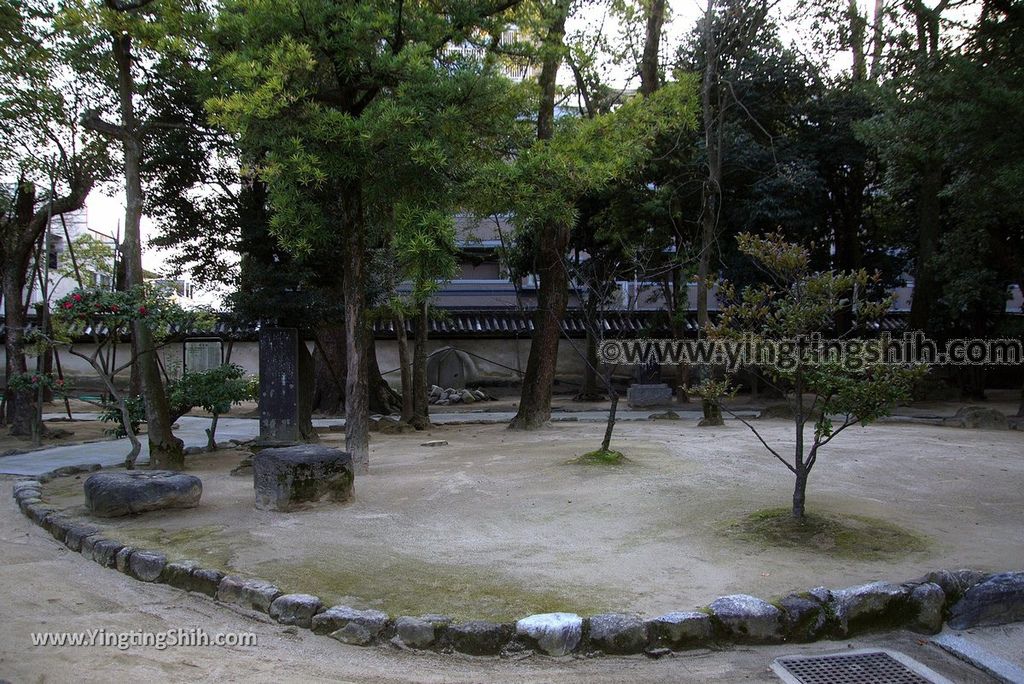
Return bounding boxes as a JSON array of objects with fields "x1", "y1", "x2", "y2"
[{"x1": 772, "y1": 649, "x2": 955, "y2": 684}]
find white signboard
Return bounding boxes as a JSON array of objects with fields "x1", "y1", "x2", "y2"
[{"x1": 183, "y1": 338, "x2": 223, "y2": 373}]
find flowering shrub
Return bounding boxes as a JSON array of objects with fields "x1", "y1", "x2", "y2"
[
  {"x1": 51, "y1": 284, "x2": 209, "y2": 340},
  {"x1": 7, "y1": 372, "x2": 72, "y2": 397}
]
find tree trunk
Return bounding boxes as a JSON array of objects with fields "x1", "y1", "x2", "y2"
[
  {"x1": 3, "y1": 182, "x2": 40, "y2": 436},
  {"x1": 395, "y1": 312, "x2": 414, "y2": 423},
  {"x1": 792, "y1": 370, "x2": 806, "y2": 518},
  {"x1": 600, "y1": 391, "x2": 619, "y2": 452},
  {"x1": 367, "y1": 331, "x2": 401, "y2": 415},
  {"x1": 697, "y1": 0, "x2": 722, "y2": 335},
  {"x1": 510, "y1": 232, "x2": 569, "y2": 430},
  {"x1": 792, "y1": 468, "x2": 808, "y2": 519},
  {"x1": 206, "y1": 415, "x2": 218, "y2": 450},
  {"x1": 341, "y1": 186, "x2": 369, "y2": 473},
  {"x1": 849, "y1": 0, "x2": 868, "y2": 81},
  {"x1": 312, "y1": 323, "x2": 346, "y2": 414},
  {"x1": 111, "y1": 33, "x2": 182, "y2": 470},
  {"x1": 411, "y1": 299, "x2": 431, "y2": 429},
  {"x1": 3, "y1": 267, "x2": 35, "y2": 436},
  {"x1": 639, "y1": 0, "x2": 667, "y2": 96},
  {"x1": 509, "y1": 0, "x2": 570, "y2": 431},
  {"x1": 868, "y1": 0, "x2": 885, "y2": 79}
]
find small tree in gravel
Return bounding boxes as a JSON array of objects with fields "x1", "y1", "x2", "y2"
[
  {"x1": 167, "y1": 363, "x2": 254, "y2": 450},
  {"x1": 711, "y1": 233, "x2": 924, "y2": 519},
  {"x1": 51, "y1": 285, "x2": 202, "y2": 468}
]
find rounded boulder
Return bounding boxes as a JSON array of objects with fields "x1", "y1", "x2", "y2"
[{"x1": 84, "y1": 471, "x2": 202, "y2": 518}]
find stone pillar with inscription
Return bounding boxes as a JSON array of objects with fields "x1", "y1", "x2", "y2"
[{"x1": 258, "y1": 327, "x2": 318, "y2": 446}]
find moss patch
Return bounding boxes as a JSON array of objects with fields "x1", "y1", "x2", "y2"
[
  {"x1": 255, "y1": 555, "x2": 619, "y2": 622},
  {"x1": 106, "y1": 525, "x2": 240, "y2": 569},
  {"x1": 726, "y1": 508, "x2": 928, "y2": 560},
  {"x1": 569, "y1": 448, "x2": 627, "y2": 465}
]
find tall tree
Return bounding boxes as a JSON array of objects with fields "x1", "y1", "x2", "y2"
[
  {"x1": 507, "y1": 0, "x2": 573, "y2": 430},
  {"x1": 1, "y1": 0, "x2": 101, "y2": 436},
  {"x1": 209, "y1": 0, "x2": 530, "y2": 472},
  {"x1": 487, "y1": 80, "x2": 698, "y2": 428},
  {"x1": 67, "y1": 0, "x2": 211, "y2": 468},
  {"x1": 691, "y1": 0, "x2": 777, "y2": 334}
]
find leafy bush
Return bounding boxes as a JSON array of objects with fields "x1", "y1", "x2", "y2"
[
  {"x1": 7, "y1": 372, "x2": 72, "y2": 397},
  {"x1": 168, "y1": 363, "x2": 255, "y2": 417},
  {"x1": 99, "y1": 395, "x2": 146, "y2": 438}
]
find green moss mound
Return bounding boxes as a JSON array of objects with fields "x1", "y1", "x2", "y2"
[
  {"x1": 571, "y1": 448, "x2": 627, "y2": 465},
  {"x1": 728, "y1": 508, "x2": 928, "y2": 560}
]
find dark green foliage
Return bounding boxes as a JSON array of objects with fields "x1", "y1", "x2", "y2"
[
  {"x1": 167, "y1": 363, "x2": 254, "y2": 418},
  {"x1": 100, "y1": 395, "x2": 145, "y2": 438}
]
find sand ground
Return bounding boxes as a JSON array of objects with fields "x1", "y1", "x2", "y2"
[
  {"x1": 34, "y1": 419, "x2": 1024, "y2": 622},
  {"x1": 0, "y1": 481, "x2": 998, "y2": 684}
]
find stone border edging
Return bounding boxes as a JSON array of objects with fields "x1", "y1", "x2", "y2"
[{"x1": 11, "y1": 469, "x2": 1024, "y2": 658}]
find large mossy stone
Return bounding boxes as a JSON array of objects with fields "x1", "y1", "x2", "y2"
[
  {"x1": 84, "y1": 471, "x2": 202, "y2": 518},
  {"x1": 253, "y1": 445, "x2": 354, "y2": 511},
  {"x1": 948, "y1": 572, "x2": 1024, "y2": 629}
]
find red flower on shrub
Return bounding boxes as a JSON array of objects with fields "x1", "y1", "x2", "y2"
[
  {"x1": 63, "y1": 301, "x2": 74, "y2": 309},
  {"x1": 138, "y1": 305, "x2": 148, "y2": 316},
  {"x1": 72, "y1": 293, "x2": 82, "y2": 302},
  {"x1": 110, "y1": 305, "x2": 119, "y2": 313}
]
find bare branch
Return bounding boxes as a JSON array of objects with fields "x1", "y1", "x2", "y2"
[{"x1": 722, "y1": 405, "x2": 797, "y2": 474}]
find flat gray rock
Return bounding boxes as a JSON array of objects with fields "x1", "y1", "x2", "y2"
[
  {"x1": 90, "y1": 538, "x2": 125, "y2": 568},
  {"x1": 709, "y1": 594, "x2": 783, "y2": 642},
  {"x1": 920, "y1": 569, "x2": 990, "y2": 603},
  {"x1": 270, "y1": 594, "x2": 324, "y2": 628},
  {"x1": 646, "y1": 611, "x2": 712, "y2": 648},
  {"x1": 216, "y1": 575, "x2": 282, "y2": 613},
  {"x1": 829, "y1": 581, "x2": 910, "y2": 636},
  {"x1": 40, "y1": 513, "x2": 73, "y2": 542},
  {"x1": 942, "y1": 406, "x2": 1008, "y2": 429},
  {"x1": 189, "y1": 568, "x2": 226, "y2": 597},
  {"x1": 84, "y1": 471, "x2": 202, "y2": 517},
  {"x1": 909, "y1": 582, "x2": 945, "y2": 634},
  {"x1": 948, "y1": 572, "x2": 1024, "y2": 629},
  {"x1": 516, "y1": 612, "x2": 582, "y2": 656},
  {"x1": 447, "y1": 620, "x2": 513, "y2": 656},
  {"x1": 115, "y1": 546, "x2": 135, "y2": 574},
  {"x1": 253, "y1": 445, "x2": 354, "y2": 512},
  {"x1": 394, "y1": 616, "x2": 437, "y2": 649},
  {"x1": 588, "y1": 613, "x2": 647, "y2": 654},
  {"x1": 312, "y1": 606, "x2": 389, "y2": 641},
  {"x1": 163, "y1": 560, "x2": 201, "y2": 590},
  {"x1": 778, "y1": 594, "x2": 828, "y2": 642},
  {"x1": 128, "y1": 550, "x2": 167, "y2": 582}
]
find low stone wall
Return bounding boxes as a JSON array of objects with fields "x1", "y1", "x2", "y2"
[{"x1": 11, "y1": 470, "x2": 1024, "y2": 658}]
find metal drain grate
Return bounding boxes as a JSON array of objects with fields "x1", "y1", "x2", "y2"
[{"x1": 772, "y1": 649, "x2": 954, "y2": 684}]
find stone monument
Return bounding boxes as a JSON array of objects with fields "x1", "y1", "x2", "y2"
[
  {"x1": 626, "y1": 358, "x2": 673, "y2": 408},
  {"x1": 258, "y1": 327, "x2": 318, "y2": 446}
]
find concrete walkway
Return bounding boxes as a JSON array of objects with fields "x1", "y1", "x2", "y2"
[
  {"x1": 0, "y1": 401, "x2": 978, "y2": 477},
  {"x1": 0, "y1": 407, "x2": 762, "y2": 477}
]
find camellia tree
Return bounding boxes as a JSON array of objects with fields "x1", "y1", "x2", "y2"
[
  {"x1": 51, "y1": 285, "x2": 202, "y2": 468},
  {"x1": 710, "y1": 233, "x2": 925, "y2": 519}
]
